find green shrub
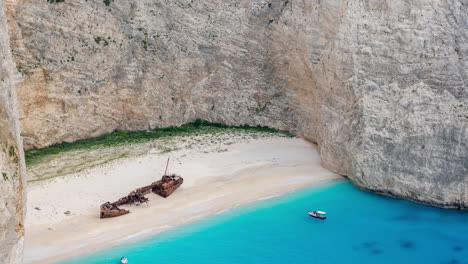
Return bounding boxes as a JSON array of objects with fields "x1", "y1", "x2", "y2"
[
  {"x1": 24, "y1": 120, "x2": 293, "y2": 164},
  {"x1": 115, "y1": 131, "x2": 128, "y2": 137},
  {"x1": 9, "y1": 146, "x2": 16, "y2": 158}
]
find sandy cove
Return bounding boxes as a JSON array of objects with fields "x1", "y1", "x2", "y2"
[{"x1": 24, "y1": 134, "x2": 341, "y2": 264}]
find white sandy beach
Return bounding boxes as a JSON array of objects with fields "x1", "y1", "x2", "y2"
[{"x1": 24, "y1": 134, "x2": 341, "y2": 264}]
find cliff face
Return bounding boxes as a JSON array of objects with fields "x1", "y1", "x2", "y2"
[
  {"x1": 0, "y1": 0, "x2": 26, "y2": 263},
  {"x1": 6, "y1": 0, "x2": 468, "y2": 210},
  {"x1": 8, "y1": 0, "x2": 300, "y2": 149},
  {"x1": 356, "y1": 0, "x2": 466, "y2": 207},
  {"x1": 300, "y1": 0, "x2": 468, "y2": 208},
  {"x1": 267, "y1": 0, "x2": 467, "y2": 207}
]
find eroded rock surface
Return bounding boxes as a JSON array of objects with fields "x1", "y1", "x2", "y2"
[
  {"x1": 8, "y1": 0, "x2": 298, "y2": 149},
  {"x1": 6, "y1": 0, "x2": 468, "y2": 210},
  {"x1": 0, "y1": 0, "x2": 26, "y2": 263}
]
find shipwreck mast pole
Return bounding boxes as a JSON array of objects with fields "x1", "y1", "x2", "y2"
[{"x1": 164, "y1": 157, "x2": 170, "y2": 175}]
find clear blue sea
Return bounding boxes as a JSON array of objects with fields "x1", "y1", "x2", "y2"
[{"x1": 59, "y1": 180, "x2": 468, "y2": 264}]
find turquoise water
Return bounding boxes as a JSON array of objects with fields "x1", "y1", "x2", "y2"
[{"x1": 60, "y1": 180, "x2": 468, "y2": 264}]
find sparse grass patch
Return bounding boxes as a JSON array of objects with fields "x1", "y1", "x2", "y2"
[
  {"x1": 24, "y1": 119, "x2": 293, "y2": 165},
  {"x1": 16, "y1": 66, "x2": 27, "y2": 76},
  {"x1": 9, "y1": 146, "x2": 16, "y2": 158},
  {"x1": 255, "y1": 103, "x2": 268, "y2": 113},
  {"x1": 28, "y1": 152, "x2": 129, "y2": 183},
  {"x1": 159, "y1": 147, "x2": 174, "y2": 153},
  {"x1": 94, "y1": 37, "x2": 109, "y2": 46}
]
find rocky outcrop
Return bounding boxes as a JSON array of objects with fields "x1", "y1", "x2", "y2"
[
  {"x1": 0, "y1": 0, "x2": 26, "y2": 263},
  {"x1": 5, "y1": 0, "x2": 468, "y2": 212}
]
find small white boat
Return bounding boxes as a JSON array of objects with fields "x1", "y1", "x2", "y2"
[
  {"x1": 120, "y1": 257, "x2": 128, "y2": 264},
  {"x1": 308, "y1": 211, "x2": 326, "y2": 220}
]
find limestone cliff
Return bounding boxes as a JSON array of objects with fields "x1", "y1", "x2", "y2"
[
  {"x1": 6, "y1": 0, "x2": 468, "y2": 211},
  {"x1": 272, "y1": 0, "x2": 468, "y2": 207},
  {"x1": 8, "y1": 0, "x2": 298, "y2": 149},
  {"x1": 0, "y1": 0, "x2": 25, "y2": 263}
]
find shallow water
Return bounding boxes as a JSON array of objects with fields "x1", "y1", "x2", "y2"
[{"x1": 60, "y1": 181, "x2": 468, "y2": 264}]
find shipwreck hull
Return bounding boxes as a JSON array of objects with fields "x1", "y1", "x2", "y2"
[
  {"x1": 100, "y1": 202, "x2": 130, "y2": 218},
  {"x1": 152, "y1": 175, "x2": 184, "y2": 198},
  {"x1": 99, "y1": 174, "x2": 183, "y2": 218},
  {"x1": 100, "y1": 209, "x2": 130, "y2": 218}
]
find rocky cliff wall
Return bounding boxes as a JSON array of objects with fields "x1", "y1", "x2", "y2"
[
  {"x1": 8, "y1": 0, "x2": 299, "y2": 149},
  {"x1": 0, "y1": 0, "x2": 25, "y2": 263},
  {"x1": 6, "y1": 0, "x2": 468, "y2": 210},
  {"x1": 280, "y1": 0, "x2": 468, "y2": 208},
  {"x1": 331, "y1": 0, "x2": 467, "y2": 208}
]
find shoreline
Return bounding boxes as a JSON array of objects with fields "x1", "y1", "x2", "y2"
[
  {"x1": 24, "y1": 135, "x2": 341, "y2": 264},
  {"x1": 70, "y1": 178, "x2": 343, "y2": 263}
]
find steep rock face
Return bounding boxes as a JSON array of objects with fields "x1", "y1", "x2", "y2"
[
  {"x1": 325, "y1": 0, "x2": 468, "y2": 208},
  {"x1": 275, "y1": 0, "x2": 468, "y2": 208},
  {"x1": 8, "y1": 0, "x2": 298, "y2": 149},
  {"x1": 6, "y1": 0, "x2": 468, "y2": 210},
  {"x1": 0, "y1": 0, "x2": 26, "y2": 263}
]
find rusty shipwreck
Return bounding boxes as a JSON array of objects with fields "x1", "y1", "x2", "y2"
[{"x1": 100, "y1": 158, "x2": 183, "y2": 218}]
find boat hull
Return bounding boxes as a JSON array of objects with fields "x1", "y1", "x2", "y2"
[
  {"x1": 100, "y1": 202, "x2": 130, "y2": 218},
  {"x1": 152, "y1": 175, "x2": 183, "y2": 198},
  {"x1": 310, "y1": 215, "x2": 326, "y2": 220},
  {"x1": 308, "y1": 212, "x2": 326, "y2": 220},
  {"x1": 100, "y1": 209, "x2": 130, "y2": 218},
  {"x1": 99, "y1": 174, "x2": 183, "y2": 218}
]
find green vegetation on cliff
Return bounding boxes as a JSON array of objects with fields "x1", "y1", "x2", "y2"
[{"x1": 25, "y1": 119, "x2": 292, "y2": 165}]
